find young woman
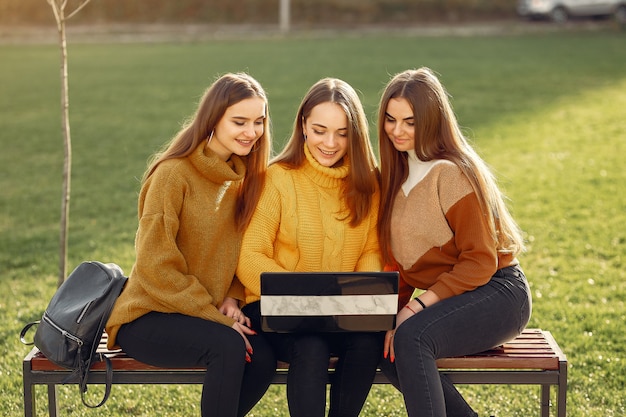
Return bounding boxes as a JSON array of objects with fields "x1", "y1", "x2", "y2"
[
  {"x1": 105, "y1": 73, "x2": 276, "y2": 417},
  {"x1": 236, "y1": 78, "x2": 383, "y2": 417},
  {"x1": 377, "y1": 67, "x2": 532, "y2": 417}
]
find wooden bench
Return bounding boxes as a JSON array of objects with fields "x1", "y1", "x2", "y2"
[{"x1": 23, "y1": 328, "x2": 567, "y2": 417}]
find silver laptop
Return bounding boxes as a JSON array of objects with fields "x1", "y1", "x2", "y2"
[{"x1": 260, "y1": 271, "x2": 399, "y2": 332}]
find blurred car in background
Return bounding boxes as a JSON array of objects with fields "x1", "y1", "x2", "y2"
[{"x1": 517, "y1": 0, "x2": 626, "y2": 23}]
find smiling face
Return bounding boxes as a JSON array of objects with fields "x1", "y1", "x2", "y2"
[
  {"x1": 209, "y1": 97, "x2": 266, "y2": 161},
  {"x1": 384, "y1": 97, "x2": 415, "y2": 152},
  {"x1": 302, "y1": 101, "x2": 349, "y2": 167}
]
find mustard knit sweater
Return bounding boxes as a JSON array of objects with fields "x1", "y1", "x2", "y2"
[
  {"x1": 106, "y1": 143, "x2": 246, "y2": 349},
  {"x1": 236, "y1": 145, "x2": 382, "y2": 305}
]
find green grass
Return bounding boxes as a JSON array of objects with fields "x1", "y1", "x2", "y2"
[{"x1": 1, "y1": 27, "x2": 625, "y2": 416}]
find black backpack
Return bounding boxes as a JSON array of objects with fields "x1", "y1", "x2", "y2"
[{"x1": 20, "y1": 261, "x2": 127, "y2": 408}]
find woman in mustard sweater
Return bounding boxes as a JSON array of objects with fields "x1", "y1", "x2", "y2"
[
  {"x1": 237, "y1": 78, "x2": 383, "y2": 417},
  {"x1": 105, "y1": 73, "x2": 275, "y2": 417},
  {"x1": 377, "y1": 67, "x2": 532, "y2": 417}
]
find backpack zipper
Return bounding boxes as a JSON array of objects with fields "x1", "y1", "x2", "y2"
[
  {"x1": 76, "y1": 301, "x2": 93, "y2": 324},
  {"x1": 42, "y1": 313, "x2": 84, "y2": 346}
]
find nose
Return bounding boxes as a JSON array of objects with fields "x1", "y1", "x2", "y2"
[
  {"x1": 324, "y1": 133, "x2": 337, "y2": 147},
  {"x1": 244, "y1": 124, "x2": 257, "y2": 138},
  {"x1": 392, "y1": 122, "x2": 403, "y2": 137}
]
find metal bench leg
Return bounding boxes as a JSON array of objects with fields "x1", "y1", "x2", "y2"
[
  {"x1": 541, "y1": 384, "x2": 550, "y2": 417},
  {"x1": 23, "y1": 377, "x2": 35, "y2": 417},
  {"x1": 48, "y1": 385, "x2": 58, "y2": 417},
  {"x1": 557, "y1": 362, "x2": 567, "y2": 417}
]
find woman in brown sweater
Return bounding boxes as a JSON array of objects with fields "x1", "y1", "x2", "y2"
[
  {"x1": 377, "y1": 68, "x2": 532, "y2": 417},
  {"x1": 105, "y1": 73, "x2": 275, "y2": 417}
]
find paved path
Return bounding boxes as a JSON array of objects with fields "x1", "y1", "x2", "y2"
[{"x1": 0, "y1": 19, "x2": 617, "y2": 44}]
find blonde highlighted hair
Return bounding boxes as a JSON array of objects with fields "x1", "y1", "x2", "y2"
[
  {"x1": 143, "y1": 72, "x2": 271, "y2": 230},
  {"x1": 377, "y1": 67, "x2": 524, "y2": 264}
]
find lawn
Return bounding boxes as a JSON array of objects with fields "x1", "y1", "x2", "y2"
[{"x1": 1, "y1": 25, "x2": 625, "y2": 416}]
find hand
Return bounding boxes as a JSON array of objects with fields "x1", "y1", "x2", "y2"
[
  {"x1": 219, "y1": 297, "x2": 251, "y2": 327},
  {"x1": 383, "y1": 304, "x2": 419, "y2": 362},
  {"x1": 231, "y1": 321, "x2": 256, "y2": 363},
  {"x1": 395, "y1": 302, "x2": 417, "y2": 328},
  {"x1": 383, "y1": 329, "x2": 396, "y2": 363}
]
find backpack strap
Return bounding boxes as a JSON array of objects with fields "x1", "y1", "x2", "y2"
[
  {"x1": 79, "y1": 354, "x2": 113, "y2": 408},
  {"x1": 19, "y1": 321, "x2": 40, "y2": 345}
]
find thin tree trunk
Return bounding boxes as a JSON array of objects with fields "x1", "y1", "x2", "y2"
[
  {"x1": 46, "y1": 0, "x2": 92, "y2": 287},
  {"x1": 57, "y1": 17, "x2": 71, "y2": 287}
]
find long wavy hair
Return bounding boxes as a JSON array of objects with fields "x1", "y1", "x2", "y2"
[
  {"x1": 377, "y1": 67, "x2": 524, "y2": 264},
  {"x1": 143, "y1": 72, "x2": 271, "y2": 230},
  {"x1": 273, "y1": 78, "x2": 379, "y2": 227}
]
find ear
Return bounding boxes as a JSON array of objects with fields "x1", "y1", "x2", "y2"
[{"x1": 301, "y1": 117, "x2": 308, "y2": 140}]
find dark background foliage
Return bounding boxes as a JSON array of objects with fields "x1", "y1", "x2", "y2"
[{"x1": 1, "y1": 0, "x2": 518, "y2": 26}]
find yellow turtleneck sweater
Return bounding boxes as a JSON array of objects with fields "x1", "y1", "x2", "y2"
[
  {"x1": 106, "y1": 143, "x2": 247, "y2": 349},
  {"x1": 237, "y1": 145, "x2": 382, "y2": 305}
]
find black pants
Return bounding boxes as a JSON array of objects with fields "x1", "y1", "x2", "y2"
[
  {"x1": 243, "y1": 301, "x2": 384, "y2": 417},
  {"x1": 380, "y1": 265, "x2": 532, "y2": 417},
  {"x1": 117, "y1": 312, "x2": 276, "y2": 417}
]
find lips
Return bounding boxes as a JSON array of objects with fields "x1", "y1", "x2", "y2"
[
  {"x1": 236, "y1": 139, "x2": 255, "y2": 147},
  {"x1": 318, "y1": 148, "x2": 338, "y2": 156},
  {"x1": 390, "y1": 136, "x2": 411, "y2": 147}
]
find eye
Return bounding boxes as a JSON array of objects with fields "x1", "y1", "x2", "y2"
[
  {"x1": 385, "y1": 116, "x2": 395, "y2": 123},
  {"x1": 313, "y1": 129, "x2": 324, "y2": 135},
  {"x1": 233, "y1": 121, "x2": 245, "y2": 126}
]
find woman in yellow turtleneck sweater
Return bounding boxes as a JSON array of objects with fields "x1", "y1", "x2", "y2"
[
  {"x1": 105, "y1": 73, "x2": 275, "y2": 417},
  {"x1": 237, "y1": 78, "x2": 383, "y2": 417}
]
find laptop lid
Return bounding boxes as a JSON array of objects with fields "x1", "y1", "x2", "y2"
[{"x1": 260, "y1": 271, "x2": 399, "y2": 333}]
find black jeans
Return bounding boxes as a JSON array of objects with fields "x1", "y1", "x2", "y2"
[
  {"x1": 243, "y1": 301, "x2": 384, "y2": 417},
  {"x1": 380, "y1": 265, "x2": 532, "y2": 417},
  {"x1": 116, "y1": 312, "x2": 276, "y2": 417}
]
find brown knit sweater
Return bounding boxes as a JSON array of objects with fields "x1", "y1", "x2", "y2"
[
  {"x1": 391, "y1": 159, "x2": 517, "y2": 302},
  {"x1": 106, "y1": 143, "x2": 246, "y2": 349}
]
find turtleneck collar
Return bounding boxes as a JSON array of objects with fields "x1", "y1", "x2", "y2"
[
  {"x1": 189, "y1": 141, "x2": 246, "y2": 184},
  {"x1": 302, "y1": 144, "x2": 350, "y2": 189},
  {"x1": 402, "y1": 149, "x2": 436, "y2": 196}
]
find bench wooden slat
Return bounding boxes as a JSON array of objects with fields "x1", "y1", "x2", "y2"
[
  {"x1": 30, "y1": 328, "x2": 562, "y2": 372},
  {"x1": 24, "y1": 328, "x2": 567, "y2": 417}
]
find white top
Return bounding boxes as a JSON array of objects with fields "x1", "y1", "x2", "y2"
[{"x1": 401, "y1": 149, "x2": 437, "y2": 196}]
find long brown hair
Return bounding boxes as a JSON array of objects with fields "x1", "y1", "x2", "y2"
[
  {"x1": 143, "y1": 72, "x2": 271, "y2": 230},
  {"x1": 273, "y1": 78, "x2": 379, "y2": 226},
  {"x1": 377, "y1": 68, "x2": 524, "y2": 264}
]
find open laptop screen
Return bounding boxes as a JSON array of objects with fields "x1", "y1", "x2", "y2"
[{"x1": 260, "y1": 271, "x2": 399, "y2": 332}]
